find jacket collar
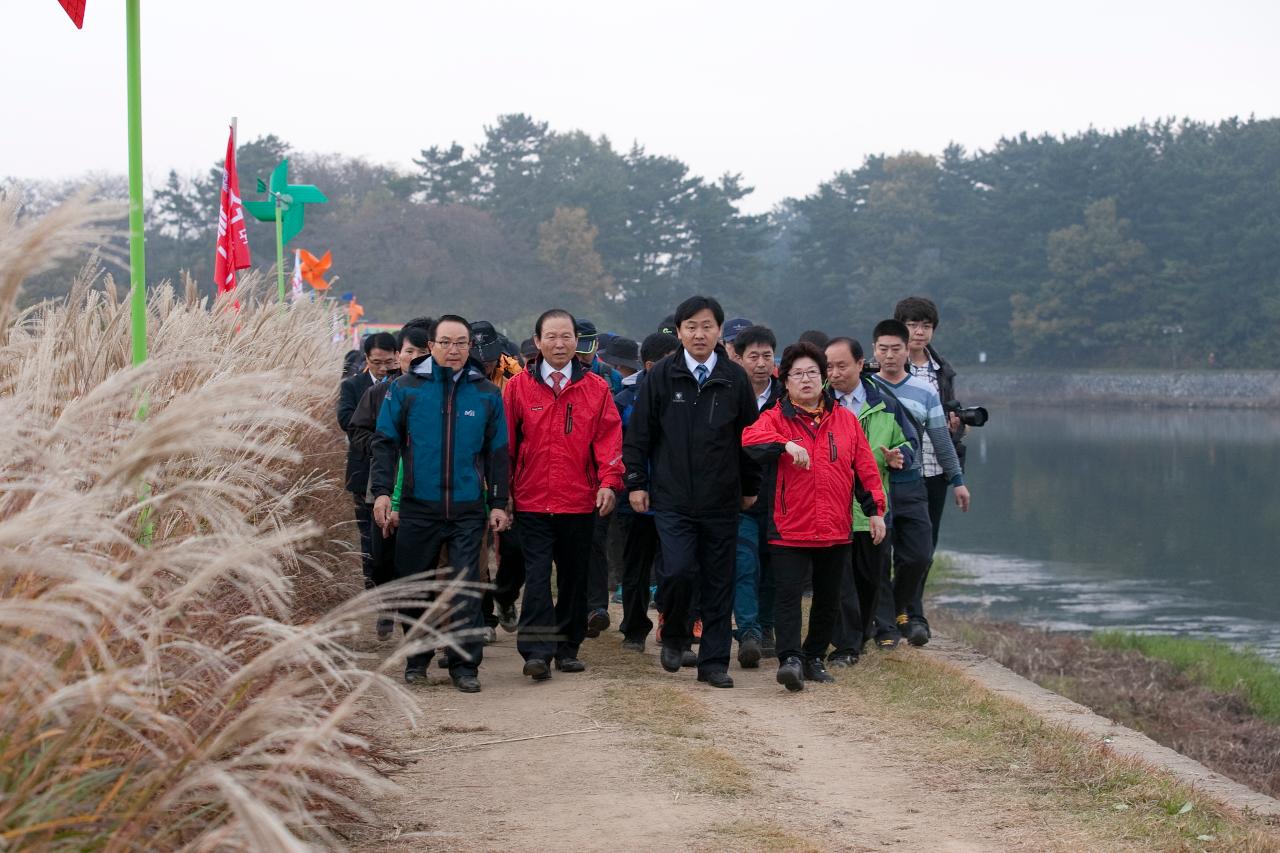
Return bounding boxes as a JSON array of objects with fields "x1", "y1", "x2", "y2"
[{"x1": 409, "y1": 355, "x2": 483, "y2": 383}]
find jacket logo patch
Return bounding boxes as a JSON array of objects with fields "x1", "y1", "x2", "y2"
[
  {"x1": 673, "y1": 391, "x2": 685, "y2": 403},
  {"x1": 462, "y1": 409, "x2": 476, "y2": 417},
  {"x1": 531, "y1": 406, "x2": 544, "y2": 411}
]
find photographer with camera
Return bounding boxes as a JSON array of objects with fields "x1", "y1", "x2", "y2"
[{"x1": 893, "y1": 297, "x2": 978, "y2": 642}]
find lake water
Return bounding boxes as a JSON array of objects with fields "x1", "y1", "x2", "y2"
[{"x1": 933, "y1": 406, "x2": 1280, "y2": 659}]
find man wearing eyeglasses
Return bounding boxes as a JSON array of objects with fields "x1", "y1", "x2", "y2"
[
  {"x1": 370, "y1": 315, "x2": 512, "y2": 693},
  {"x1": 338, "y1": 332, "x2": 398, "y2": 593}
]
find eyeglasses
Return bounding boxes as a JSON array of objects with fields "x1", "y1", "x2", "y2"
[
  {"x1": 788, "y1": 369, "x2": 822, "y2": 381},
  {"x1": 904, "y1": 321, "x2": 934, "y2": 332},
  {"x1": 367, "y1": 358, "x2": 396, "y2": 368},
  {"x1": 431, "y1": 339, "x2": 472, "y2": 351}
]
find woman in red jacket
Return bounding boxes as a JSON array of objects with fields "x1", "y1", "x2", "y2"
[{"x1": 742, "y1": 341, "x2": 887, "y2": 692}]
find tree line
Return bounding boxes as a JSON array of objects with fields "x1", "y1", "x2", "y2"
[{"x1": 6, "y1": 114, "x2": 1278, "y2": 367}]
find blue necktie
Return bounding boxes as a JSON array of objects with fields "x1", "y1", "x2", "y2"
[{"x1": 696, "y1": 364, "x2": 709, "y2": 387}]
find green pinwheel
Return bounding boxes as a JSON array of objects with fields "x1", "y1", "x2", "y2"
[{"x1": 244, "y1": 159, "x2": 328, "y2": 302}]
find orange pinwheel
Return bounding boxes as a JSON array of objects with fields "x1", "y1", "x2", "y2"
[
  {"x1": 347, "y1": 297, "x2": 364, "y2": 326},
  {"x1": 298, "y1": 249, "x2": 333, "y2": 290}
]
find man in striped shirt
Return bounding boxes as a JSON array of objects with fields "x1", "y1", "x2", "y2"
[{"x1": 867, "y1": 319, "x2": 970, "y2": 646}]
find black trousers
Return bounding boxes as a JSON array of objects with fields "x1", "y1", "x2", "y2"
[
  {"x1": 653, "y1": 511, "x2": 737, "y2": 675},
  {"x1": 586, "y1": 510, "x2": 611, "y2": 612},
  {"x1": 353, "y1": 497, "x2": 375, "y2": 589},
  {"x1": 395, "y1": 509, "x2": 486, "y2": 676},
  {"x1": 368, "y1": 516, "x2": 398, "y2": 589},
  {"x1": 482, "y1": 524, "x2": 526, "y2": 627},
  {"x1": 831, "y1": 532, "x2": 887, "y2": 656},
  {"x1": 772, "y1": 543, "x2": 851, "y2": 664},
  {"x1": 909, "y1": 474, "x2": 951, "y2": 626},
  {"x1": 516, "y1": 512, "x2": 594, "y2": 663},
  {"x1": 873, "y1": 479, "x2": 934, "y2": 635},
  {"x1": 619, "y1": 512, "x2": 661, "y2": 642}
]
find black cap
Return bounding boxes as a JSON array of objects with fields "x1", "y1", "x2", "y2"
[
  {"x1": 599, "y1": 336, "x2": 642, "y2": 372},
  {"x1": 575, "y1": 319, "x2": 599, "y2": 355},
  {"x1": 520, "y1": 337, "x2": 538, "y2": 361},
  {"x1": 470, "y1": 320, "x2": 502, "y2": 363},
  {"x1": 722, "y1": 318, "x2": 754, "y2": 342},
  {"x1": 659, "y1": 314, "x2": 677, "y2": 335}
]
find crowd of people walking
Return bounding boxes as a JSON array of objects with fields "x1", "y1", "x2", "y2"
[{"x1": 337, "y1": 295, "x2": 971, "y2": 694}]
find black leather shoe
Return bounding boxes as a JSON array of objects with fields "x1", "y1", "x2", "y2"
[
  {"x1": 523, "y1": 659, "x2": 552, "y2": 681},
  {"x1": 451, "y1": 673, "x2": 481, "y2": 693},
  {"x1": 906, "y1": 621, "x2": 930, "y2": 647},
  {"x1": 803, "y1": 657, "x2": 835, "y2": 684},
  {"x1": 697, "y1": 670, "x2": 734, "y2": 688},
  {"x1": 554, "y1": 657, "x2": 586, "y2": 673},
  {"x1": 776, "y1": 656, "x2": 804, "y2": 692},
  {"x1": 681, "y1": 649, "x2": 698, "y2": 668},
  {"x1": 404, "y1": 665, "x2": 429, "y2": 685},
  {"x1": 660, "y1": 645, "x2": 683, "y2": 673},
  {"x1": 737, "y1": 636, "x2": 762, "y2": 669}
]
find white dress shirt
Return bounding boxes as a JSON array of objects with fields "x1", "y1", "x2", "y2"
[
  {"x1": 683, "y1": 349, "x2": 717, "y2": 379},
  {"x1": 540, "y1": 358, "x2": 571, "y2": 390}
]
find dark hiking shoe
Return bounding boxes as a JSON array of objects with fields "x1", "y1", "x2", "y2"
[
  {"x1": 660, "y1": 645, "x2": 683, "y2": 673},
  {"x1": 586, "y1": 609, "x2": 611, "y2": 638},
  {"x1": 906, "y1": 621, "x2": 930, "y2": 647},
  {"x1": 621, "y1": 639, "x2": 646, "y2": 653},
  {"x1": 523, "y1": 659, "x2": 552, "y2": 682},
  {"x1": 776, "y1": 656, "x2": 804, "y2": 692},
  {"x1": 697, "y1": 670, "x2": 734, "y2": 688},
  {"x1": 498, "y1": 603, "x2": 518, "y2": 633},
  {"x1": 554, "y1": 657, "x2": 586, "y2": 673},
  {"x1": 404, "y1": 665, "x2": 429, "y2": 685},
  {"x1": 737, "y1": 635, "x2": 762, "y2": 669},
  {"x1": 827, "y1": 653, "x2": 859, "y2": 669},
  {"x1": 875, "y1": 635, "x2": 901, "y2": 651},
  {"x1": 681, "y1": 649, "x2": 698, "y2": 668},
  {"x1": 376, "y1": 615, "x2": 394, "y2": 641},
  {"x1": 483, "y1": 626, "x2": 498, "y2": 645},
  {"x1": 761, "y1": 627, "x2": 777, "y2": 658},
  {"x1": 451, "y1": 673, "x2": 481, "y2": 693},
  {"x1": 803, "y1": 658, "x2": 835, "y2": 684}
]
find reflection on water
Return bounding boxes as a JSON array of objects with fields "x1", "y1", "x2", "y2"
[{"x1": 936, "y1": 407, "x2": 1280, "y2": 658}]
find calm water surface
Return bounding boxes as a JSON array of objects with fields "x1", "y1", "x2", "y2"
[{"x1": 934, "y1": 407, "x2": 1280, "y2": 658}]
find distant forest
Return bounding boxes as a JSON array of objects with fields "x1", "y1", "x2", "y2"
[{"x1": 8, "y1": 114, "x2": 1279, "y2": 367}]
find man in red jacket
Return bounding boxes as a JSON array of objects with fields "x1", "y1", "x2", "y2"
[{"x1": 504, "y1": 309, "x2": 625, "y2": 680}]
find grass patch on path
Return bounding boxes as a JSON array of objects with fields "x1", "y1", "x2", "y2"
[
  {"x1": 826, "y1": 650, "x2": 1280, "y2": 851},
  {"x1": 702, "y1": 819, "x2": 826, "y2": 852},
  {"x1": 591, "y1": 635, "x2": 752, "y2": 798},
  {"x1": 1094, "y1": 631, "x2": 1280, "y2": 724}
]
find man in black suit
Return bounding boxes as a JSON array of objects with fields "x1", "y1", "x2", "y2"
[{"x1": 337, "y1": 331, "x2": 397, "y2": 589}]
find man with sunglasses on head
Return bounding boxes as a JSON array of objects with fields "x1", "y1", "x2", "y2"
[{"x1": 370, "y1": 315, "x2": 511, "y2": 693}]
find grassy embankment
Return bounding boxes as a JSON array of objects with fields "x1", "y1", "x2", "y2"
[
  {"x1": 929, "y1": 553, "x2": 1280, "y2": 801},
  {"x1": 0, "y1": 192, "x2": 455, "y2": 849}
]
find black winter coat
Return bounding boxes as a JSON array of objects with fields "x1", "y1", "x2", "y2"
[
  {"x1": 623, "y1": 347, "x2": 762, "y2": 515},
  {"x1": 337, "y1": 371, "x2": 375, "y2": 495}
]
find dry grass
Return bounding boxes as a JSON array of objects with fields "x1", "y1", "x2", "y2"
[
  {"x1": 0, "y1": 190, "x2": 463, "y2": 849},
  {"x1": 701, "y1": 819, "x2": 826, "y2": 852},
  {"x1": 826, "y1": 650, "x2": 1280, "y2": 851},
  {"x1": 593, "y1": 634, "x2": 753, "y2": 798}
]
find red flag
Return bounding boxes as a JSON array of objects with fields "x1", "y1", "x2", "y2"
[
  {"x1": 215, "y1": 127, "x2": 252, "y2": 297},
  {"x1": 57, "y1": 0, "x2": 86, "y2": 28}
]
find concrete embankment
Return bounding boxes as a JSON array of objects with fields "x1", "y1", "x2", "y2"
[{"x1": 957, "y1": 368, "x2": 1280, "y2": 408}]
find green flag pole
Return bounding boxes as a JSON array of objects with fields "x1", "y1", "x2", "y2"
[
  {"x1": 126, "y1": 0, "x2": 146, "y2": 367},
  {"x1": 275, "y1": 195, "x2": 286, "y2": 302}
]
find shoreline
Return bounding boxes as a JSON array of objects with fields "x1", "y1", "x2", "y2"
[{"x1": 955, "y1": 367, "x2": 1280, "y2": 409}]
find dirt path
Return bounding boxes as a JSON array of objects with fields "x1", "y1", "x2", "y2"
[{"x1": 352, "y1": 603, "x2": 1076, "y2": 852}]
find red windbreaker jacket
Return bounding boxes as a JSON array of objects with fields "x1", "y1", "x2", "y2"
[
  {"x1": 504, "y1": 358, "x2": 624, "y2": 514},
  {"x1": 742, "y1": 398, "x2": 886, "y2": 547}
]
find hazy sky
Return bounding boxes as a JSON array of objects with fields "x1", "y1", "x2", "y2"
[{"x1": 5, "y1": 1, "x2": 1278, "y2": 212}]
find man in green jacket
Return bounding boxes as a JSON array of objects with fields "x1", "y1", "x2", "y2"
[{"x1": 824, "y1": 337, "x2": 913, "y2": 665}]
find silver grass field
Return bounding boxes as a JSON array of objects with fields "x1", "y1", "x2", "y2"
[{"x1": 0, "y1": 192, "x2": 463, "y2": 850}]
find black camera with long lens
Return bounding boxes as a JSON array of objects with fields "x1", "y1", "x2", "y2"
[
  {"x1": 945, "y1": 400, "x2": 989, "y2": 428},
  {"x1": 860, "y1": 359, "x2": 880, "y2": 375}
]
